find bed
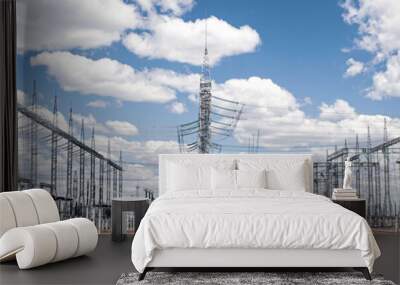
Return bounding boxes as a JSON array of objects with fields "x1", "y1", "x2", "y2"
[{"x1": 131, "y1": 154, "x2": 380, "y2": 280}]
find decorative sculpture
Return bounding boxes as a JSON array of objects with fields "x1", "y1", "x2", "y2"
[{"x1": 343, "y1": 156, "x2": 352, "y2": 189}]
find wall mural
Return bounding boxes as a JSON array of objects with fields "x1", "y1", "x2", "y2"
[{"x1": 16, "y1": 0, "x2": 400, "y2": 232}]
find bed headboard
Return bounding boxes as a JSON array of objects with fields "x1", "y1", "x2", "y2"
[{"x1": 159, "y1": 153, "x2": 313, "y2": 196}]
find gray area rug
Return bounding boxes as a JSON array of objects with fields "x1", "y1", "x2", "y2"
[{"x1": 116, "y1": 272, "x2": 396, "y2": 285}]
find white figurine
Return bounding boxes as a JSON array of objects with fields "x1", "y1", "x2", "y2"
[{"x1": 343, "y1": 156, "x2": 352, "y2": 189}]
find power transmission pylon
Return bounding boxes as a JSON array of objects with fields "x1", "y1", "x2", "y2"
[
  {"x1": 106, "y1": 138, "x2": 111, "y2": 205},
  {"x1": 90, "y1": 127, "x2": 95, "y2": 207},
  {"x1": 72, "y1": 170, "x2": 78, "y2": 216},
  {"x1": 113, "y1": 168, "x2": 117, "y2": 199},
  {"x1": 366, "y1": 125, "x2": 373, "y2": 219},
  {"x1": 30, "y1": 80, "x2": 38, "y2": 187},
  {"x1": 198, "y1": 20, "x2": 212, "y2": 153},
  {"x1": 79, "y1": 119, "x2": 85, "y2": 206},
  {"x1": 119, "y1": 151, "x2": 123, "y2": 198},
  {"x1": 382, "y1": 118, "x2": 392, "y2": 225},
  {"x1": 66, "y1": 108, "x2": 73, "y2": 201},
  {"x1": 50, "y1": 95, "x2": 58, "y2": 198},
  {"x1": 73, "y1": 170, "x2": 78, "y2": 200},
  {"x1": 355, "y1": 134, "x2": 360, "y2": 197},
  {"x1": 99, "y1": 159, "x2": 104, "y2": 206},
  {"x1": 176, "y1": 21, "x2": 243, "y2": 153}
]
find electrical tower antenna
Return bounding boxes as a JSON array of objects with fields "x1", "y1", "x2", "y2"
[
  {"x1": 50, "y1": 95, "x2": 58, "y2": 197},
  {"x1": 66, "y1": 107, "x2": 73, "y2": 201},
  {"x1": 90, "y1": 127, "x2": 96, "y2": 207},
  {"x1": 30, "y1": 80, "x2": 38, "y2": 187},
  {"x1": 79, "y1": 119, "x2": 85, "y2": 206}
]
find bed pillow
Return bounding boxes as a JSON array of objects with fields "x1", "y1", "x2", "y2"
[
  {"x1": 236, "y1": 169, "x2": 267, "y2": 189},
  {"x1": 167, "y1": 162, "x2": 211, "y2": 191},
  {"x1": 211, "y1": 168, "x2": 236, "y2": 191},
  {"x1": 238, "y1": 158, "x2": 307, "y2": 191}
]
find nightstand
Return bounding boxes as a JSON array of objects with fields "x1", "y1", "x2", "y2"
[
  {"x1": 112, "y1": 198, "x2": 150, "y2": 241},
  {"x1": 332, "y1": 198, "x2": 366, "y2": 218}
]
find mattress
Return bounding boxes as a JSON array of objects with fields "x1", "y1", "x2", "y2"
[{"x1": 131, "y1": 190, "x2": 380, "y2": 273}]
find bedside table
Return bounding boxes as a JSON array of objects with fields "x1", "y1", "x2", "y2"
[
  {"x1": 112, "y1": 198, "x2": 150, "y2": 242},
  {"x1": 332, "y1": 198, "x2": 366, "y2": 218}
]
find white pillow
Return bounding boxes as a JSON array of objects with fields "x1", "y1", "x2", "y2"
[
  {"x1": 211, "y1": 168, "x2": 236, "y2": 190},
  {"x1": 238, "y1": 158, "x2": 307, "y2": 191},
  {"x1": 167, "y1": 162, "x2": 211, "y2": 191},
  {"x1": 236, "y1": 169, "x2": 267, "y2": 189}
]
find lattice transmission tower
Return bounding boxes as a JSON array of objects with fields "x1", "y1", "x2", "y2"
[
  {"x1": 177, "y1": 20, "x2": 243, "y2": 153},
  {"x1": 50, "y1": 95, "x2": 58, "y2": 197}
]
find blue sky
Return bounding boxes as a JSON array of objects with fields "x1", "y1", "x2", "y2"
[{"x1": 16, "y1": 0, "x2": 400, "y2": 160}]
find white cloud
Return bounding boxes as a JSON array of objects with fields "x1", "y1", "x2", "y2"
[
  {"x1": 30, "y1": 51, "x2": 176, "y2": 103},
  {"x1": 214, "y1": 77, "x2": 299, "y2": 114},
  {"x1": 342, "y1": 0, "x2": 400, "y2": 58},
  {"x1": 17, "y1": 0, "x2": 141, "y2": 52},
  {"x1": 72, "y1": 113, "x2": 139, "y2": 137},
  {"x1": 144, "y1": 68, "x2": 199, "y2": 94},
  {"x1": 28, "y1": 103, "x2": 138, "y2": 138},
  {"x1": 123, "y1": 15, "x2": 261, "y2": 66},
  {"x1": 168, "y1": 101, "x2": 187, "y2": 114},
  {"x1": 209, "y1": 76, "x2": 400, "y2": 149},
  {"x1": 137, "y1": 0, "x2": 195, "y2": 16},
  {"x1": 95, "y1": 135, "x2": 180, "y2": 195},
  {"x1": 105, "y1": 121, "x2": 139, "y2": 136},
  {"x1": 341, "y1": 0, "x2": 400, "y2": 99},
  {"x1": 303, "y1": 97, "x2": 313, "y2": 105},
  {"x1": 87, "y1": 100, "x2": 108, "y2": 108},
  {"x1": 367, "y1": 53, "x2": 400, "y2": 100},
  {"x1": 344, "y1": 58, "x2": 365, "y2": 77},
  {"x1": 319, "y1": 99, "x2": 356, "y2": 122},
  {"x1": 95, "y1": 135, "x2": 179, "y2": 165}
]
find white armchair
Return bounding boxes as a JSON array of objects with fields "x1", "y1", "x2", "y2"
[{"x1": 0, "y1": 189, "x2": 98, "y2": 269}]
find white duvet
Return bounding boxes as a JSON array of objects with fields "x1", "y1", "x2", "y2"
[{"x1": 131, "y1": 190, "x2": 380, "y2": 273}]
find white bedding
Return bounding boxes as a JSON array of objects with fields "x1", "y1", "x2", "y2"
[{"x1": 131, "y1": 190, "x2": 380, "y2": 273}]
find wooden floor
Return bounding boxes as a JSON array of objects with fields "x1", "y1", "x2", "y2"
[{"x1": 0, "y1": 233, "x2": 398, "y2": 285}]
